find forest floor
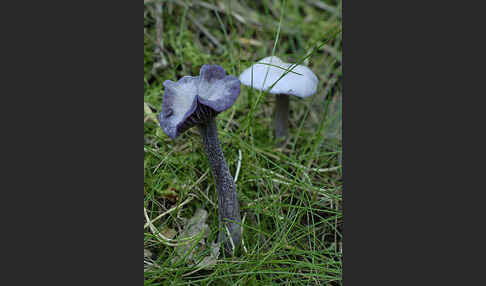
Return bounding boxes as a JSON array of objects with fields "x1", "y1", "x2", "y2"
[{"x1": 144, "y1": 1, "x2": 342, "y2": 285}]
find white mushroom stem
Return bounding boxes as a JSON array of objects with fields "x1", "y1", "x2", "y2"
[
  {"x1": 274, "y1": 93, "x2": 290, "y2": 142},
  {"x1": 198, "y1": 118, "x2": 241, "y2": 256}
]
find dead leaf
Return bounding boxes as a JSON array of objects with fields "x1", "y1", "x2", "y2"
[
  {"x1": 194, "y1": 242, "x2": 220, "y2": 270},
  {"x1": 144, "y1": 248, "x2": 152, "y2": 258},
  {"x1": 171, "y1": 208, "x2": 220, "y2": 269},
  {"x1": 159, "y1": 226, "x2": 177, "y2": 240},
  {"x1": 144, "y1": 102, "x2": 158, "y2": 123}
]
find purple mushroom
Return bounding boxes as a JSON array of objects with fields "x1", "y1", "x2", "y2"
[{"x1": 158, "y1": 64, "x2": 241, "y2": 256}]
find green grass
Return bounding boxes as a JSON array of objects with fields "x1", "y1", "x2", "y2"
[{"x1": 144, "y1": 0, "x2": 342, "y2": 285}]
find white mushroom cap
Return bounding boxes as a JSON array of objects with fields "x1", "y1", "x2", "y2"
[{"x1": 239, "y1": 56, "x2": 318, "y2": 98}]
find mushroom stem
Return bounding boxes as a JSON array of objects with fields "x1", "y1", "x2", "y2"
[
  {"x1": 198, "y1": 118, "x2": 241, "y2": 256},
  {"x1": 274, "y1": 93, "x2": 289, "y2": 142}
]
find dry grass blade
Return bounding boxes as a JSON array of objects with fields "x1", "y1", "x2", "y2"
[
  {"x1": 234, "y1": 149, "x2": 242, "y2": 182},
  {"x1": 144, "y1": 205, "x2": 206, "y2": 246},
  {"x1": 144, "y1": 194, "x2": 195, "y2": 229}
]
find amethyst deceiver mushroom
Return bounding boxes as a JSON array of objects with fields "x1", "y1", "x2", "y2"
[
  {"x1": 239, "y1": 56, "x2": 319, "y2": 143},
  {"x1": 158, "y1": 64, "x2": 241, "y2": 256}
]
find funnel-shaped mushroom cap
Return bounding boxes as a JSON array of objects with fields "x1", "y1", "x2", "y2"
[
  {"x1": 239, "y1": 56, "x2": 318, "y2": 98},
  {"x1": 158, "y1": 65, "x2": 240, "y2": 139}
]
